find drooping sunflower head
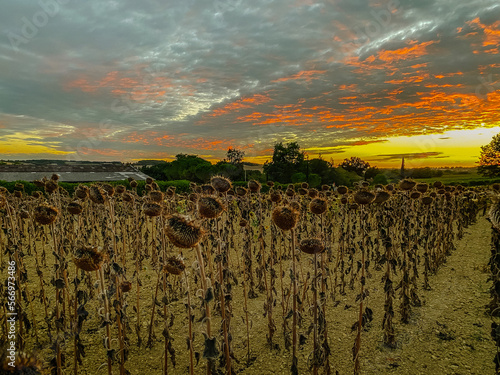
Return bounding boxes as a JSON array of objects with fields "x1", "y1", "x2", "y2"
[{"x1": 165, "y1": 215, "x2": 205, "y2": 248}]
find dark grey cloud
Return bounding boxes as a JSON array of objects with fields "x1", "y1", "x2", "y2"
[{"x1": 0, "y1": 0, "x2": 499, "y2": 161}]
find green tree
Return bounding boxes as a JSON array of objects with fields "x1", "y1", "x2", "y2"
[
  {"x1": 263, "y1": 142, "x2": 305, "y2": 183},
  {"x1": 221, "y1": 147, "x2": 245, "y2": 180},
  {"x1": 142, "y1": 161, "x2": 168, "y2": 180},
  {"x1": 308, "y1": 173, "x2": 321, "y2": 188},
  {"x1": 365, "y1": 166, "x2": 380, "y2": 180},
  {"x1": 214, "y1": 161, "x2": 243, "y2": 180},
  {"x1": 331, "y1": 167, "x2": 361, "y2": 186},
  {"x1": 291, "y1": 172, "x2": 307, "y2": 183},
  {"x1": 339, "y1": 157, "x2": 371, "y2": 179},
  {"x1": 478, "y1": 134, "x2": 500, "y2": 177},
  {"x1": 144, "y1": 154, "x2": 213, "y2": 182},
  {"x1": 372, "y1": 173, "x2": 388, "y2": 185},
  {"x1": 226, "y1": 147, "x2": 245, "y2": 165}
]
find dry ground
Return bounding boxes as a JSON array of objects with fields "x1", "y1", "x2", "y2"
[{"x1": 7, "y1": 214, "x2": 496, "y2": 375}]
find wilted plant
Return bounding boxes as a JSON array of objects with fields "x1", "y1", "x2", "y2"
[
  {"x1": 352, "y1": 190, "x2": 374, "y2": 375},
  {"x1": 272, "y1": 205, "x2": 300, "y2": 374}
]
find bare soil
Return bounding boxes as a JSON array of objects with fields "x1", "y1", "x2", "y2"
[{"x1": 5, "y1": 214, "x2": 496, "y2": 375}]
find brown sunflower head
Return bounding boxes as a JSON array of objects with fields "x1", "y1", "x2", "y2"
[
  {"x1": 310, "y1": 198, "x2": 328, "y2": 215},
  {"x1": 67, "y1": 202, "x2": 83, "y2": 215},
  {"x1": 410, "y1": 191, "x2": 421, "y2": 200},
  {"x1": 421, "y1": 196, "x2": 433, "y2": 205},
  {"x1": 143, "y1": 202, "x2": 163, "y2": 217},
  {"x1": 308, "y1": 189, "x2": 319, "y2": 199},
  {"x1": 116, "y1": 185, "x2": 126, "y2": 194},
  {"x1": 165, "y1": 215, "x2": 204, "y2": 248},
  {"x1": 353, "y1": 190, "x2": 375, "y2": 205},
  {"x1": 163, "y1": 256, "x2": 186, "y2": 275},
  {"x1": 298, "y1": 188, "x2": 308, "y2": 196},
  {"x1": 74, "y1": 186, "x2": 89, "y2": 200},
  {"x1": 399, "y1": 179, "x2": 416, "y2": 191},
  {"x1": 416, "y1": 183, "x2": 428, "y2": 193},
  {"x1": 236, "y1": 187, "x2": 248, "y2": 197},
  {"x1": 248, "y1": 180, "x2": 261, "y2": 193},
  {"x1": 73, "y1": 246, "x2": 106, "y2": 272},
  {"x1": 198, "y1": 196, "x2": 225, "y2": 219},
  {"x1": 211, "y1": 176, "x2": 232, "y2": 193},
  {"x1": 299, "y1": 238, "x2": 325, "y2": 255},
  {"x1": 123, "y1": 192, "x2": 134, "y2": 202},
  {"x1": 272, "y1": 206, "x2": 299, "y2": 231},
  {"x1": 270, "y1": 190, "x2": 282, "y2": 203},
  {"x1": 33, "y1": 205, "x2": 59, "y2": 225},
  {"x1": 433, "y1": 181, "x2": 443, "y2": 188},
  {"x1": 337, "y1": 186, "x2": 348, "y2": 195},
  {"x1": 149, "y1": 191, "x2": 164, "y2": 203},
  {"x1": 44, "y1": 180, "x2": 58, "y2": 194},
  {"x1": 373, "y1": 191, "x2": 391, "y2": 204},
  {"x1": 89, "y1": 185, "x2": 107, "y2": 204}
]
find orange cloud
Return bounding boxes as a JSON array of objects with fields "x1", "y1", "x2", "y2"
[
  {"x1": 64, "y1": 69, "x2": 181, "y2": 102},
  {"x1": 465, "y1": 17, "x2": 500, "y2": 54},
  {"x1": 272, "y1": 70, "x2": 327, "y2": 83},
  {"x1": 377, "y1": 41, "x2": 435, "y2": 63},
  {"x1": 209, "y1": 94, "x2": 271, "y2": 117},
  {"x1": 339, "y1": 84, "x2": 357, "y2": 90}
]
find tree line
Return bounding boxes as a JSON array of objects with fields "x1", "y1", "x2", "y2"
[
  {"x1": 140, "y1": 143, "x2": 384, "y2": 187},
  {"x1": 140, "y1": 142, "x2": 455, "y2": 186}
]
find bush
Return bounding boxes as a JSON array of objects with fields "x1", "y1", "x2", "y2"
[
  {"x1": 372, "y1": 173, "x2": 388, "y2": 185},
  {"x1": 308, "y1": 173, "x2": 321, "y2": 188},
  {"x1": 291, "y1": 173, "x2": 306, "y2": 183}
]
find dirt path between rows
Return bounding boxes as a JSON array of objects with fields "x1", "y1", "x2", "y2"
[{"x1": 366, "y1": 215, "x2": 495, "y2": 375}]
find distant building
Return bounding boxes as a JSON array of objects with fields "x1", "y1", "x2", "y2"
[{"x1": 0, "y1": 161, "x2": 151, "y2": 182}]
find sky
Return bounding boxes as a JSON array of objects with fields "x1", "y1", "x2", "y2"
[{"x1": 0, "y1": 0, "x2": 499, "y2": 168}]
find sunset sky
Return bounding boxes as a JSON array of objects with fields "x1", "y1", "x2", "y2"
[{"x1": 0, "y1": 0, "x2": 499, "y2": 168}]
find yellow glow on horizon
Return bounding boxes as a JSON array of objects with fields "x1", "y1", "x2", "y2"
[
  {"x1": 0, "y1": 139, "x2": 73, "y2": 156},
  {"x1": 245, "y1": 125, "x2": 500, "y2": 168},
  {"x1": 330, "y1": 126, "x2": 500, "y2": 168}
]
